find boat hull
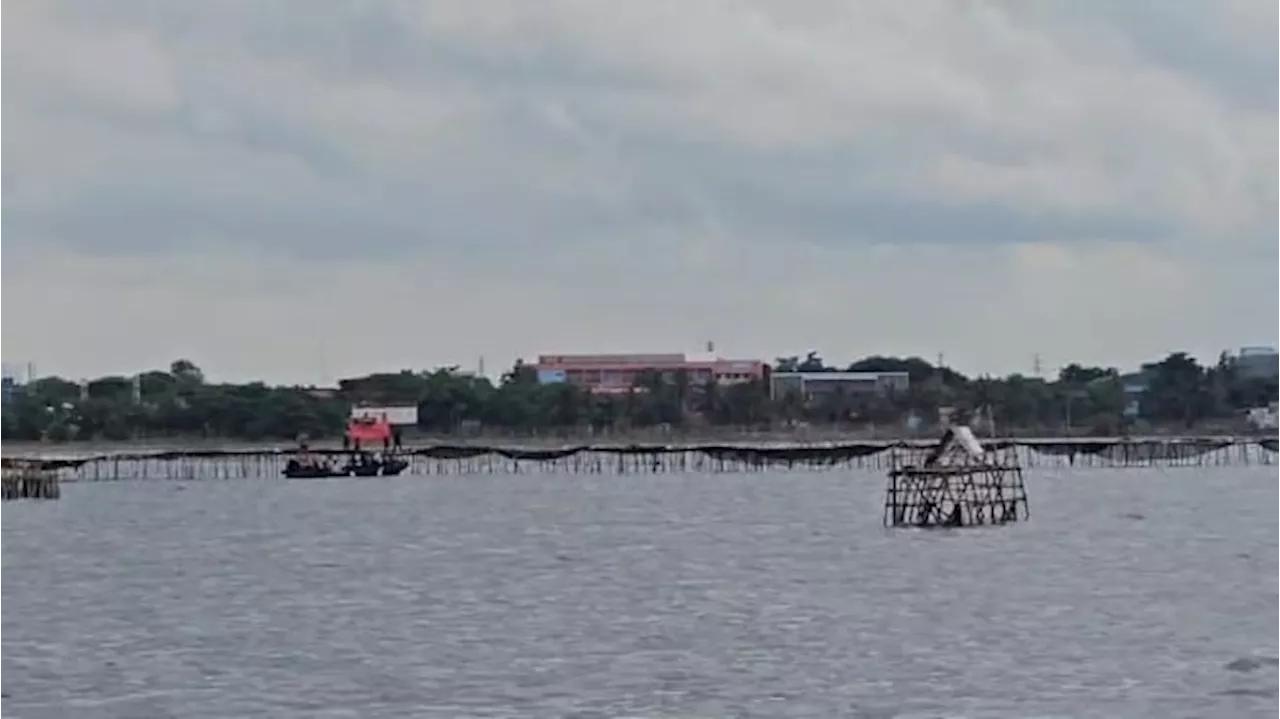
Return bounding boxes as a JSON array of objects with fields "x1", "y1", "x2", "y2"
[
  {"x1": 283, "y1": 470, "x2": 349, "y2": 479},
  {"x1": 284, "y1": 455, "x2": 410, "y2": 479}
]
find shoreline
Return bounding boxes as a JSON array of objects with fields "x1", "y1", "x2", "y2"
[
  {"x1": 3, "y1": 431, "x2": 1273, "y2": 460},
  {"x1": 3, "y1": 425, "x2": 1267, "y2": 447}
]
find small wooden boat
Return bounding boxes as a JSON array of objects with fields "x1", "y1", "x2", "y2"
[
  {"x1": 345, "y1": 447, "x2": 389, "y2": 475},
  {"x1": 283, "y1": 458, "x2": 348, "y2": 479},
  {"x1": 284, "y1": 449, "x2": 410, "y2": 479},
  {"x1": 380, "y1": 457, "x2": 409, "y2": 476},
  {"x1": 349, "y1": 462, "x2": 381, "y2": 477},
  {"x1": 349, "y1": 457, "x2": 409, "y2": 477}
]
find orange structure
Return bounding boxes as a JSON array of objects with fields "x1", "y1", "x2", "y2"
[{"x1": 346, "y1": 414, "x2": 392, "y2": 444}]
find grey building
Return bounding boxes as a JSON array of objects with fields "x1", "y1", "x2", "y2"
[
  {"x1": 770, "y1": 371, "x2": 909, "y2": 400},
  {"x1": 1118, "y1": 372, "x2": 1150, "y2": 418},
  {"x1": 1, "y1": 376, "x2": 15, "y2": 407},
  {"x1": 1235, "y1": 347, "x2": 1279, "y2": 380}
]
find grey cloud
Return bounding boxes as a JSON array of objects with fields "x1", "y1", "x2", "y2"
[
  {"x1": 704, "y1": 184, "x2": 1172, "y2": 249},
  {"x1": 1012, "y1": 0, "x2": 1278, "y2": 110},
  {"x1": 4, "y1": 0, "x2": 1275, "y2": 267},
  {"x1": 3, "y1": 163, "x2": 631, "y2": 265},
  {"x1": 595, "y1": 136, "x2": 1184, "y2": 248}
]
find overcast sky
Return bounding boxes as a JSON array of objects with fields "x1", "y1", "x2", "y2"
[{"x1": 3, "y1": 0, "x2": 1277, "y2": 385}]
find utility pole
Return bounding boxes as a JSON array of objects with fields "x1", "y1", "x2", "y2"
[{"x1": 1033, "y1": 353, "x2": 1042, "y2": 378}]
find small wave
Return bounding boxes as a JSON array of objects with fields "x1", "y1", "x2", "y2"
[{"x1": 1225, "y1": 656, "x2": 1280, "y2": 673}]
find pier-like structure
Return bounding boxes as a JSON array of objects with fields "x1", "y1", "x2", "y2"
[
  {"x1": 2, "y1": 461, "x2": 62, "y2": 500},
  {"x1": 1, "y1": 435, "x2": 1274, "y2": 483}
]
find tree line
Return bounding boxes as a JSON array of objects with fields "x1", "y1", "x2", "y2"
[{"x1": 2, "y1": 352, "x2": 1275, "y2": 443}]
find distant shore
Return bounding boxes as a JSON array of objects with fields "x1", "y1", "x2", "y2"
[{"x1": 3, "y1": 425, "x2": 1270, "y2": 459}]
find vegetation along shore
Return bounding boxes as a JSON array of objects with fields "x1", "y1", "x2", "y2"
[{"x1": 3, "y1": 352, "x2": 1275, "y2": 444}]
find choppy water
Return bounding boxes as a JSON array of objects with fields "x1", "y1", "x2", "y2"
[{"x1": 3, "y1": 467, "x2": 1277, "y2": 718}]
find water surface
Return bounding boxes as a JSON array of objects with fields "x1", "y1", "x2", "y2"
[{"x1": 4, "y1": 467, "x2": 1277, "y2": 718}]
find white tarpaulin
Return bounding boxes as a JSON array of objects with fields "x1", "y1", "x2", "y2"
[{"x1": 350, "y1": 405, "x2": 419, "y2": 426}]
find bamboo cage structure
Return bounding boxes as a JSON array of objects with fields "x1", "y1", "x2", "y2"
[
  {"x1": 0, "y1": 435, "x2": 1274, "y2": 483},
  {"x1": 884, "y1": 427, "x2": 1028, "y2": 528}
]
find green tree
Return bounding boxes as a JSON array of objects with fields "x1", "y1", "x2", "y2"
[
  {"x1": 169, "y1": 359, "x2": 205, "y2": 387},
  {"x1": 1141, "y1": 352, "x2": 1211, "y2": 426},
  {"x1": 3, "y1": 350, "x2": 1271, "y2": 442},
  {"x1": 796, "y1": 351, "x2": 826, "y2": 372}
]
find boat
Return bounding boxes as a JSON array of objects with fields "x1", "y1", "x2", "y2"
[
  {"x1": 342, "y1": 452, "x2": 409, "y2": 477},
  {"x1": 283, "y1": 457, "x2": 348, "y2": 479},
  {"x1": 380, "y1": 457, "x2": 409, "y2": 476},
  {"x1": 344, "y1": 451, "x2": 379, "y2": 477},
  {"x1": 345, "y1": 414, "x2": 410, "y2": 476},
  {"x1": 283, "y1": 414, "x2": 412, "y2": 479}
]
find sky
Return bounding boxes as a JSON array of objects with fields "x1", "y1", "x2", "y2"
[{"x1": 3, "y1": 0, "x2": 1277, "y2": 385}]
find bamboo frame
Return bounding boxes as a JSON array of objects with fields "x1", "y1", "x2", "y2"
[{"x1": 884, "y1": 433, "x2": 1029, "y2": 528}]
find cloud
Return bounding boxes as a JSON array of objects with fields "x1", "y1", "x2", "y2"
[{"x1": 3, "y1": 0, "x2": 1276, "y2": 383}]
